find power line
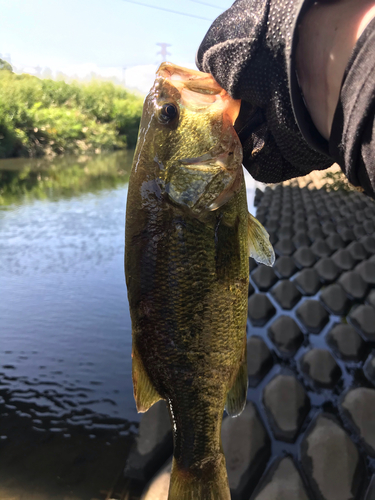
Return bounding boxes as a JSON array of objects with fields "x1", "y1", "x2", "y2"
[
  {"x1": 188, "y1": 0, "x2": 225, "y2": 10},
  {"x1": 122, "y1": 0, "x2": 214, "y2": 21}
]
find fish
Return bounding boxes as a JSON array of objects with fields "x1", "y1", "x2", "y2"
[{"x1": 125, "y1": 62, "x2": 274, "y2": 500}]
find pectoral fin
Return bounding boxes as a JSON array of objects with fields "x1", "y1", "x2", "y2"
[
  {"x1": 225, "y1": 338, "x2": 248, "y2": 417},
  {"x1": 132, "y1": 345, "x2": 162, "y2": 413},
  {"x1": 248, "y1": 212, "x2": 275, "y2": 266}
]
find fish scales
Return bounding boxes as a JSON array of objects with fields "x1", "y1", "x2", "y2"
[{"x1": 125, "y1": 62, "x2": 274, "y2": 500}]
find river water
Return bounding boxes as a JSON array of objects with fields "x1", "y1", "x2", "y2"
[
  {"x1": 1, "y1": 151, "x2": 261, "y2": 435},
  {"x1": 0, "y1": 151, "x2": 262, "y2": 498}
]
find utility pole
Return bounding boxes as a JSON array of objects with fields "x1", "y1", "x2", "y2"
[{"x1": 156, "y1": 43, "x2": 171, "y2": 63}]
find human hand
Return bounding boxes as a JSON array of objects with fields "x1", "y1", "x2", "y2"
[{"x1": 196, "y1": 0, "x2": 333, "y2": 183}]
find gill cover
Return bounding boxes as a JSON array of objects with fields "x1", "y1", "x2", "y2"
[{"x1": 156, "y1": 63, "x2": 243, "y2": 216}]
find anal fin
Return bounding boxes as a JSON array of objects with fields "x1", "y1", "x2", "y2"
[
  {"x1": 132, "y1": 344, "x2": 162, "y2": 413},
  {"x1": 225, "y1": 339, "x2": 248, "y2": 417}
]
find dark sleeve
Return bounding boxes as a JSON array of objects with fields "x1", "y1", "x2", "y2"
[{"x1": 329, "y1": 17, "x2": 375, "y2": 199}]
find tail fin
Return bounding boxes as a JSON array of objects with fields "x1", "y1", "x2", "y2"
[{"x1": 168, "y1": 454, "x2": 230, "y2": 500}]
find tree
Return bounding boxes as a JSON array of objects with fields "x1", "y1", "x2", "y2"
[{"x1": 0, "y1": 58, "x2": 13, "y2": 72}]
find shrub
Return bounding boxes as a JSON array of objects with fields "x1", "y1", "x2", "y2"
[{"x1": 0, "y1": 70, "x2": 142, "y2": 158}]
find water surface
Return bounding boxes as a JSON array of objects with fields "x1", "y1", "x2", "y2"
[
  {"x1": 1, "y1": 151, "x2": 138, "y2": 439},
  {"x1": 0, "y1": 152, "x2": 261, "y2": 437}
]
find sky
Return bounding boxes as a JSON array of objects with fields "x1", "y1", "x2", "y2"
[{"x1": 0, "y1": 0, "x2": 233, "y2": 93}]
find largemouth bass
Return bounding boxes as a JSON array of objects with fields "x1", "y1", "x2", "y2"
[{"x1": 125, "y1": 62, "x2": 274, "y2": 500}]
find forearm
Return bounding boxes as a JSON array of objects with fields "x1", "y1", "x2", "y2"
[{"x1": 296, "y1": 0, "x2": 375, "y2": 140}]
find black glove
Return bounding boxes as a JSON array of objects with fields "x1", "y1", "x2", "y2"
[{"x1": 196, "y1": 0, "x2": 333, "y2": 184}]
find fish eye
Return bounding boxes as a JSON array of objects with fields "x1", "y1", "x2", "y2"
[{"x1": 159, "y1": 103, "x2": 178, "y2": 124}]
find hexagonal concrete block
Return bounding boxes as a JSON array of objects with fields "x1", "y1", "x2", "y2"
[
  {"x1": 294, "y1": 220, "x2": 308, "y2": 232},
  {"x1": 332, "y1": 248, "x2": 355, "y2": 271},
  {"x1": 266, "y1": 220, "x2": 279, "y2": 233},
  {"x1": 311, "y1": 238, "x2": 332, "y2": 258},
  {"x1": 308, "y1": 226, "x2": 324, "y2": 241},
  {"x1": 254, "y1": 188, "x2": 264, "y2": 207},
  {"x1": 326, "y1": 324, "x2": 364, "y2": 361},
  {"x1": 251, "y1": 457, "x2": 310, "y2": 500},
  {"x1": 340, "y1": 227, "x2": 356, "y2": 244},
  {"x1": 293, "y1": 231, "x2": 311, "y2": 249},
  {"x1": 326, "y1": 233, "x2": 345, "y2": 252},
  {"x1": 222, "y1": 402, "x2": 271, "y2": 500},
  {"x1": 361, "y1": 235, "x2": 375, "y2": 255},
  {"x1": 314, "y1": 258, "x2": 341, "y2": 284},
  {"x1": 247, "y1": 336, "x2": 273, "y2": 387},
  {"x1": 268, "y1": 316, "x2": 303, "y2": 356},
  {"x1": 248, "y1": 294, "x2": 276, "y2": 327},
  {"x1": 341, "y1": 388, "x2": 375, "y2": 457},
  {"x1": 339, "y1": 271, "x2": 368, "y2": 301},
  {"x1": 301, "y1": 413, "x2": 364, "y2": 500},
  {"x1": 300, "y1": 349, "x2": 342, "y2": 388},
  {"x1": 363, "y1": 220, "x2": 375, "y2": 234},
  {"x1": 294, "y1": 268, "x2": 322, "y2": 296},
  {"x1": 322, "y1": 221, "x2": 336, "y2": 236},
  {"x1": 368, "y1": 290, "x2": 375, "y2": 308},
  {"x1": 140, "y1": 460, "x2": 171, "y2": 500},
  {"x1": 273, "y1": 255, "x2": 298, "y2": 279},
  {"x1": 296, "y1": 300, "x2": 329, "y2": 334},
  {"x1": 347, "y1": 241, "x2": 368, "y2": 262},
  {"x1": 356, "y1": 210, "x2": 367, "y2": 223},
  {"x1": 364, "y1": 352, "x2": 375, "y2": 385},
  {"x1": 263, "y1": 373, "x2": 310, "y2": 442},
  {"x1": 249, "y1": 257, "x2": 258, "y2": 273},
  {"x1": 350, "y1": 305, "x2": 375, "y2": 340},
  {"x1": 274, "y1": 238, "x2": 296, "y2": 257},
  {"x1": 293, "y1": 247, "x2": 316, "y2": 269},
  {"x1": 252, "y1": 264, "x2": 278, "y2": 292},
  {"x1": 307, "y1": 214, "x2": 319, "y2": 226},
  {"x1": 320, "y1": 283, "x2": 350, "y2": 316},
  {"x1": 354, "y1": 225, "x2": 367, "y2": 239},
  {"x1": 278, "y1": 226, "x2": 294, "y2": 240},
  {"x1": 125, "y1": 400, "x2": 173, "y2": 482},
  {"x1": 355, "y1": 261, "x2": 375, "y2": 286},
  {"x1": 271, "y1": 278, "x2": 302, "y2": 309}
]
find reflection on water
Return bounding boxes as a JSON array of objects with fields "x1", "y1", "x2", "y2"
[
  {"x1": 1, "y1": 151, "x2": 138, "y2": 440},
  {"x1": 0, "y1": 150, "x2": 133, "y2": 206}
]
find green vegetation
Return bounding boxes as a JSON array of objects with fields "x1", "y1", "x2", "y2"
[
  {"x1": 0, "y1": 61, "x2": 143, "y2": 158},
  {"x1": 0, "y1": 150, "x2": 133, "y2": 206},
  {"x1": 321, "y1": 170, "x2": 357, "y2": 193}
]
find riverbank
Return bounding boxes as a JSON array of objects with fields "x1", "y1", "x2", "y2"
[{"x1": 0, "y1": 67, "x2": 143, "y2": 159}]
